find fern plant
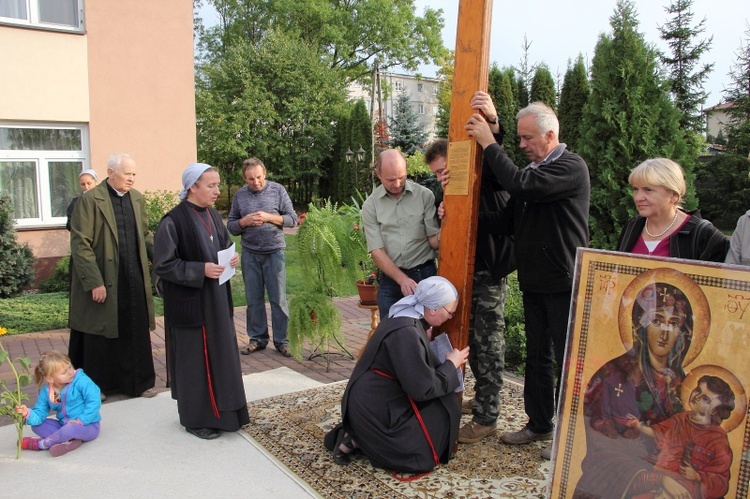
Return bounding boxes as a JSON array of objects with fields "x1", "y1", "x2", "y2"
[{"x1": 288, "y1": 200, "x2": 368, "y2": 364}]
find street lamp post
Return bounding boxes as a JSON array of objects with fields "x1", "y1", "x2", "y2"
[{"x1": 346, "y1": 145, "x2": 366, "y2": 192}]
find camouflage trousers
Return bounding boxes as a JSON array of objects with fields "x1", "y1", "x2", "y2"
[{"x1": 468, "y1": 270, "x2": 507, "y2": 426}]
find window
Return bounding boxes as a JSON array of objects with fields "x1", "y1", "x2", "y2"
[
  {"x1": 0, "y1": 124, "x2": 89, "y2": 228},
  {"x1": 417, "y1": 83, "x2": 424, "y2": 93},
  {"x1": 0, "y1": 0, "x2": 84, "y2": 32},
  {"x1": 394, "y1": 81, "x2": 404, "y2": 92},
  {"x1": 418, "y1": 104, "x2": 425, "y2": 115}
]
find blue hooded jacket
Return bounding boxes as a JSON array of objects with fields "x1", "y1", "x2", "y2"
[{"x1": 26, "y1": 369, "x2": 102, "y2": 426}]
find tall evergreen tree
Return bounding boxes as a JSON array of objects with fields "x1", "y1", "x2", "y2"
[
  {"x1": 724, "y1": 22, "x2": 750, "y2": 156},
  {"x1": 488, "y1": 64, "x2": 503, "y2": 104},
  {"x1": 658, "y1": 0, "x2": 714, "y2": 133},
  {"x1": 530, "y1": 64, "x2": 557, "y2": 110},
  {"x1": 516, "y1": 76, "x2": 529, "y2": 108},
  {"x1": 579, "y1": 0, "x2": 691, "y2": 249},
  {"x1": 347, "y1": 100, "x2": 374, "y2": 194},
  {"x1": 388, "y1": 91, "x2": 428, "y2": 155},
  {"x1": 434, "y1": 51, "x2": 454, "y2": 139},
  {"x1": 517, "y1": 34, "x2": 535, "y2": 103},
  {"x1": 558, "y1": 55, "x2": 590, "y2": 151},
  {"x1": 496, "y1": 70, "x2": 522, "y2": 164}
]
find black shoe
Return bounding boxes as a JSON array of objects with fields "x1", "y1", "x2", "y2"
[
  {"x1": 277, "y1": 346, "x2": 292, "y2": 358},
  {"x1": 186, "y1": 427, "x2": 221, "y2": 440},
  {"x1": 332, "y1": 428, "x2": 355, "y2": 466}
]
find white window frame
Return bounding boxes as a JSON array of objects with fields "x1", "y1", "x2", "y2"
[
  {"x1": 394, "y1": 80, "x2": 404, "y2": 92},
  {"x1": 0, "y1": 123, "x2": 90, "y2": 228},
  {"x1": 417, "y1": 83, "x2": 424, "y2": 93},
  {"x1": 418, "y1": 104, "x2": 425, "y2": 115},
  {"x1": 0, "y1": 0, "x2": 85, "y2": 33}
]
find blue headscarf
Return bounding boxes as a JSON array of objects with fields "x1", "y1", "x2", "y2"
[
  {"x1": 179, "y1": 163, "x2": 212, "y2": 200},
  {"x1": 388, "y1": 276, "x2": 458, "y2": 319}
]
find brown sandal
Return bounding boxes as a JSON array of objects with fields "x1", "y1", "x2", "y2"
[{"x1": 240, "y1": 342, "x2": 266, "y2": 355}]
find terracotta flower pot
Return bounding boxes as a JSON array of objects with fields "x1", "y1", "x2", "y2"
[{"x1": 356, "y1": 280, "x2": 378, "y2": 305}]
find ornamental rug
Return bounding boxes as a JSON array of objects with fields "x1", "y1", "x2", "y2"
[{"x1": 241, "y1": 375, "x2": 551, "y2": 498}]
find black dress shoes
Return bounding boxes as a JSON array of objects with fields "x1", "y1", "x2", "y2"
[{"x1": 186, "y1": 427, "x2": 221, "y2": 440}]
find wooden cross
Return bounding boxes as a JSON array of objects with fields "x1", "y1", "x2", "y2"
[
  {"x1": 615, "y1": 383, "x2": 624, "y2": 397},
  {"x1": 436, "y1": 0, "x2": 493, "y2": 356}
]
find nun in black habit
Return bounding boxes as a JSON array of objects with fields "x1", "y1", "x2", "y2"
[
  {"x1": 153, "y1": 163, "x2": 249, "y2": 439},
  {"x1": 326, "y1": 276, "x2": 469, "y2": 473}
]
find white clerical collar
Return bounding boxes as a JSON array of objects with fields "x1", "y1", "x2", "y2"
[{"x1": 107, "y1": 180, "x2": 127, "y2": 197}]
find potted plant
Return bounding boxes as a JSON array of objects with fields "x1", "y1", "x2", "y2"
[
  {"x1": 287, "y1": 200, "x2": 369, "y2": 368},
  {"x1": 339, "y1": 192, "x2": 379, "y2": 305}
]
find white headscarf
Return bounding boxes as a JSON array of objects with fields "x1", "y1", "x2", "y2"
[
  {"x1": 79, "y1": 169, "x2": 98, "y2": 181},
  {"x1": 179, "y1": 163, "x2": 212, "y2": 200},
  {"x1": 388, "y1": 276, "x2": 458, "y2": 319}
]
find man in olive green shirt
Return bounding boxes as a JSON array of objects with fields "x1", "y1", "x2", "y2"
[{"x1": 361, "y1": 149, "x2": 441, "y2": 318}]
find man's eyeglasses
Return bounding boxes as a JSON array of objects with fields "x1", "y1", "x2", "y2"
[{"x1": 442, "y1": 306, "x2": 454, "y2": 319}]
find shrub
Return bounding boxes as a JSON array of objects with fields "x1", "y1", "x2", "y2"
[
  {"x1": 143, "y1": 190, "x2": 180, "y2": 232},
  {"x1": 0, "y1": 195, "x2": 35, "y2": 298},
  {"x1": 38, "y1": 256, "x2": 70, "y2": 293},
  {"x1": 503, "y1": 272, "x2": 526, "y2": 374}
]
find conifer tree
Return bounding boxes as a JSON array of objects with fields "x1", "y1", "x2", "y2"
[
  {"x1": 558, "y1": 55, "x2": 590, "y2": 152},
  {"x1": 579, "y1": 0, "x2": 691, "y2": 249},
  {"x1": 724, "y1": 22, "x2": 750, "y2": 156},
  {"x1": 658, "y1": 0, "x2": 713, "y2": 133},
  {"x1": 530, "y1": 65, "x2": 557, "y2": 110},
  {"x1": 388, "y1": 91, "x2": 428, "y2": 155},
  {"x1": 0, "y1": 195, "x2": 35, "y2": 297}
]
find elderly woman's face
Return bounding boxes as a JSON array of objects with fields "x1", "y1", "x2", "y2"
[
  {"x1": 425, "y1": 299, "x2": 458, "y2": 328},
  {"x1": 631, "y1": 183, "x2": 679, "y2": 220},
  {"x1": 646, "y1": 307, "x2": 683, "y2": 359}
]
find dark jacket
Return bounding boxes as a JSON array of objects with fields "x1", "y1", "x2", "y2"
[
  {"x1": 617, "y1": 214, "x2": 729, "y2": 262},
  {"x1": 482, "y1": 143, "x2": 590, "y2": 293}
]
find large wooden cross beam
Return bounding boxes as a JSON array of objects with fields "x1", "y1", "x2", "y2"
[{"x1": 437, "y1": 0, "x2": 493, "y2": 355}]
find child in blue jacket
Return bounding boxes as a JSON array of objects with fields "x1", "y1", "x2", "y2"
[{"x1": 15, "y1": 350, "x2": 101, "y2": 457}]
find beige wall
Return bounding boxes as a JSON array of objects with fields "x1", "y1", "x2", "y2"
[
  {"x1": 86, "y1": 0, "x2": 197, "y2": 193},
  {"x1": 8, "y1": 0, "x2": 197, "y2": 270},
  {"x1": 0, "y1": 28, "x2": 90, "y2": 122}
]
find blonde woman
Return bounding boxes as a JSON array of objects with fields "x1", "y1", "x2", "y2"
[{"x1": 617, "y1": 158, "x2": 729, "y2": 261}]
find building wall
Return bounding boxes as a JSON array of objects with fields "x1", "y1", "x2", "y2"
[
  {"x1": 2, "y1": 0, "x2": 196, "y2": 280},
  {"x1": 349, "y1": 72, "x2": 441, "y2": 141},
  {"x1": 706, "y1": 108, "x2": 731, "y2": 140}
]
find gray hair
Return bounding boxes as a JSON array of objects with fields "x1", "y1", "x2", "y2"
[
  {"x1": 517, "y1": 102, "x2": 559, "y2": 138},
  {"x1": 107, "y1": 153, "x2": 133, "y2": 171}
]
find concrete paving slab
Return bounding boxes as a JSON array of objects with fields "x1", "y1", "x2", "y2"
[{"x1": 0, "y1": 368, "x2": 323, "y2": 498}]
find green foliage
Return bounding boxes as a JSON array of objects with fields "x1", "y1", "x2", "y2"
[
  {"x1": 579, "y1": 0, "x2": 691, "y2": 249},
  {"x1": 434, "y1": 51, "x2": 454, "y2": 139},
  {"x1": 529, "y1": 64, "x2": 557, "y2": 110},
  {"x1": 38, "y1": 256, "x2": 70, "y2": 293},
  {"x1": 694, "y1": 154, "x2": 750, "y2": 230},
  {"x1": 0, "y1": 292, "x2": 69, "y2": 334},
  {"x1": 503, "y1": 272, "x2": 526, "y2": 374},
  {"x1": 197, "y1": 0, "x2": 447, "y2": 80},
  {"x1": 144, "y1": 190, "x2": 180, "y2": 232},
  {"x1": 558, "y1": 55, "x2": 590, "y2": 152},
  {"x1": 388, "y1": 91, "x2": 428, "y2": 155},
  {"x1": 0, "y1": 195, "x2": 35, "y2": 298},
  {"x1": 0, "y1": 329, "x2": 32, "y2": 458},
  {"x1": 196, "y1": 29, "x2": 348, "y2": 205},
  {"x1": 288, "y1": 199, "x2": 369, "y2": 358},
  {"x1": 496, "y1": 67, "x2": 523, "y2": 164},
  {"x1": 405, "y1": 150, "x2": 430, "y2": 180},
  {"x1": 724, "y1": 23, "x2": 750, "y2": 156},
  {"x1": 658, "y1": 0, "x2": 713, "y2": 133},
  {"x1": 287, "y1": 291, "x2": 342, "y2": 359},
  {"x1": 327, "y1": 100, "x2": 374, "y2": 203}
]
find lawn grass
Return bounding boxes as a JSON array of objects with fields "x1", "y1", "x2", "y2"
[{"x1": 0, "y1": 233, "x2": 357, "y2": 335}]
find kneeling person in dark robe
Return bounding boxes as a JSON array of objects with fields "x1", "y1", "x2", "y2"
[
  {"x1": 326, "y1": 276, "x2": 469, "y2": 473},
  {"x1": 154, "y1": 163, "x2": 249, "y2": 439}
]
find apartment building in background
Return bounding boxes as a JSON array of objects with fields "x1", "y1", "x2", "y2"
[
  {"x1": 348, "y1": 72, "x2": 441, "y2": 141},
  {"x1": 0, "y1": 0, "x2": 197, "y2": 281}
]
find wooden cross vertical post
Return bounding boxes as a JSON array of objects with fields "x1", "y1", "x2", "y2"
[{"x1": 436, "y1": 0, "x2": 493, "y2": 356}]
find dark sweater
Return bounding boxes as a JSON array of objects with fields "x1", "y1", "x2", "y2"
[
  {"x1": 617, "y1": 214, "x2": 729, "y2": 262},
  {"x1": 482, "y1": 143, "x2": 590, "y2": 293}
]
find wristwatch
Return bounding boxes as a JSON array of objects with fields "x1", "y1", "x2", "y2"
[{"x1": 486, "y1": 115, "x2": 498, "y2": 125}]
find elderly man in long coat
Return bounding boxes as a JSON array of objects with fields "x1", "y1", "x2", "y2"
[{"x1": 68, "y1": 153, "x2": 156, "y2": 399}]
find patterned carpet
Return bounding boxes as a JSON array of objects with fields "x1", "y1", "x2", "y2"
[{"x1": 242, "y1": 374, "x2": 550, "y2": 498}]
